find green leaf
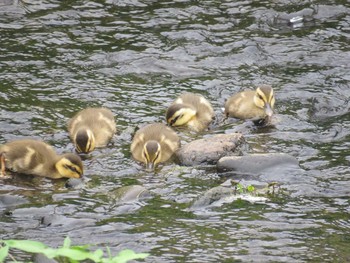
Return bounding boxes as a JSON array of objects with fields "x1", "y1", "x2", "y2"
[
  {"x1": 106, "y1": 246, "x2": 112, "y2": 259},
  {"x1": 52, "y1": 247, "x2": 103, "y2": 262},
  {"x1": 0, "y1": 245, "x2": 9, "y2": 262},
  {"x1": 63, "y1": 236, "x2": 71, "y2": 248},
  {"x1": 111, "y1": 249, "x2": 149, "y2": 263},
  {"x1": 247, "y1": 185, "x2": 255, "y2": 192},
  {"x1": 236, "y1": 183, "x2": 244, "y2": 193},
  {"x1": 39, "y1": 248, "x2": 60, "y2": 259},
  {"x1": 3, "y1": 240, "x2": 47, "y2": 254},
  {"x1": 92, "y1": 248, "x2": 104, "y2": 260}
]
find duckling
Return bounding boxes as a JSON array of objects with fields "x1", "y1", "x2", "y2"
[
  {"x1": 130, "y1": 123, "x2": 180, "y2": 170},
  {"x1": 0, "y1": 139, "x2": 83, "y2": 179},
  {"x1": 224, "y1": 85, "x2": 275, "y2": 124},
  {"x1": 166, "y1": 92, "x2": 214, "y2": 132},
  {"x1": 68, "y1": 107, "x2": 116, "y2": 153}
]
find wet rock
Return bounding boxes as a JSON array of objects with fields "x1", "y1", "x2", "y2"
[
  {"x1": 0, "y1": 0, "x2": 15, "y2": 5},
  {"x1": 33, "y1": 253, "x2": 58, "y2": 263},
  {"x1": 308, "y1": 96, "x2": 350, "y2": 121},
  {"x1": 40, "y1": 214, "x2": 95, "y2": 229},
  {"x1": 191, "y1": 185, "x2": 235, "y2": 209},
  {"x1": 217, "y1": 153, "x2": 299, "y2": 175},
  {"x1": 190, "y1": 179, "x2": 269, "y2": 209},
  {"x1": 277, "y1": 8, "x2": 315, "y2": 23},
  {"x1": 0, "y1": 194, "x2": 27, "y2": 207},
  {"x1": 176, "y1": 133, "x2": 246, "y2": 166},
  {"x1": 41, "y1": 214, "x2": 66, "y2": 227},
  {"x1": 110, "y1": 185, "x2": 154, "y2": 203},
  {"x1": 65, "y1": 178, "x2": 85, "y2": 189}
]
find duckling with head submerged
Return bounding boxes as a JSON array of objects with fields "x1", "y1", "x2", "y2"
[
  {"x1": 166, "y1": 92, "x2": 214, "y2": 132},
  {"x1": 130, "y1": 123, "x2": 180, "y2": 170},
  {"x1": 0, "y1": 139, "x2": 83, "y2": 179},
  {"x1": 224, "y1": 85, "x2": 275, "y2": 125},
  {"x1": 68, "y1": 107, "x2": 116, "y2": 153}
]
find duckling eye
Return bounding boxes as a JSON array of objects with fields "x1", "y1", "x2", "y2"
[
  {"x1": 64, "y1": 165, "x2": 78, "y2": 173},
  {"x1": 172, "y1": 114, "x2": 184, "y2": 124},
  {"x1": 171, "y1": 116, "x2": 179, "y2": 125},
  {"x1": 258, "y1": 94, "x2": 264, "y2": 100}
]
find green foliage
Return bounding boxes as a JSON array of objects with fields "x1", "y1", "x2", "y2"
[
  {"x1": 246, "y1": 185, "x2": 255, "y2": 193},
  {"x1": 231, "y1": 180, "x2": 256, "y2": 195},
  {"x1": 0, "y1": 237, "x2": 149, "y2": 263},
  {"x1": 0, "y1": 245, "x2": 8, "y2": 262}
]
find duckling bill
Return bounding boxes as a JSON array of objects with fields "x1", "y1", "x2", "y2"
[
  {"x1": 0, "y1": 139, "x2": 83, "y2": 179},
  {"x1": 224, "y1": 85, "x2": 275, "y2": 124},
  {"x1": 68, "y1": 107, "x2": 116, "y2": 153},
  {"x1": 166, "y1": 92, "x2": 214, "y2": 132},
  {"x1": 130, "y1": 123, "x2": 180, "y2": 170}
]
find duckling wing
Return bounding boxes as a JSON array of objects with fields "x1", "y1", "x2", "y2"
[
  {"x1": 0, "y1": 140, "x2": 55, "y2": 176},
  {"x1": 225, "y1": 90, "x2": 260, "y2": 119}
]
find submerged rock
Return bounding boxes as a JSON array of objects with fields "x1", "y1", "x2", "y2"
[
  {"x1": 40, "y1": 214, "x2": 95, "y2": 228},
  {"x1": 176, "y1": 133, "x2": 246, "y2": 166},
  {"x1": 190, "y1": 179, "x2": 269, "y2": 209},
  {"x1": 65, "y1": 178, "x2": 85, "y2": 189},
  {"x1": 0, "y1": 194, "x2": 27, "y2": 207},
  {"x1": 191, "y1": 185, "x2": 235, "y2": 209},
  {"x1": 110, "y1": 185, "x2": 154, "y2": 203},
  {"x1": 217, "y1": 153, "x2": 299, "y2": 175},
  {"x1": 33, "y1": 253, "x2": 58, "y2": 263}
]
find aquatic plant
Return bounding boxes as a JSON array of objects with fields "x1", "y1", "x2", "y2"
[{"x1": 0, "y1": 236, "x2": 148, "y2": 263}]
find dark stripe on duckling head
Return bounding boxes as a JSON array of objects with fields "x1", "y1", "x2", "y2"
[
  {"x1": 257, "y1": 85, "x2": 275, "y2": 113},
  {"x1": 166, "y1": 104, "x2": 197, "y2": 127},
  {"x1": 144, "y1": 140, "x2": 161, "y2": 170},
  {"x1": 258, "y1": 85, "x2": 273, "y2": 100},
  {"x1": 145, "y1": 141, "x2": 160, "y2": 158},
  {"x1": 166, "y1": 104, "x2": 184, "y2": 125},
  {"x1": 75, "y1": 130, "x2": 90, "y2": 153},
  {"x1": 62, "y1": 153, "x2": 84, "y2": 176}
]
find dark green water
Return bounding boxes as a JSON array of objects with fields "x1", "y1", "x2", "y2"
[{"x1": 0, "y1": 0, "x2": 350, "y2": 262}]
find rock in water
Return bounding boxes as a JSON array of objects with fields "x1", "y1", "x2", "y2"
[
  {"x1": 217, "y1": 153, "x2": 299, "y2": 175},
  {"x1": 191, "y1": 186, "x2": 235, "y2": 209},
  {"x1": 176, "y1": 133, "x2": 246, "y2": 166},
  {"x1": 110, "y1": 185, "x2": 153, "y2": 203}
]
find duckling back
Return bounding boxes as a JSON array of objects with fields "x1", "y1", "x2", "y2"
[
  {"x1": 224, "y1": 90, "x2": 260, "y2": 119},
  {"x1": 68, "y1": 107, "x2": 116, "y2": 152},
  {"x1": 166, "y1": 92, "x2": 214, "y2": 132},
  {"x1": 0, "y1": 140, "x2": 56, "y2": 176}
]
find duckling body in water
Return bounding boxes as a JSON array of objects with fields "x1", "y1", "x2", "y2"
[
  {"x1": 0, "y1": 139, "x2": 83, "y2": 179},
  {"x1": 224, "y1": 85, "x2": 275, "y2": 125}
]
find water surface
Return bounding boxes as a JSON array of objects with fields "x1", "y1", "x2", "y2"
[{"x1": 0, "y1": 0, "x2": 350, "y2": 262}]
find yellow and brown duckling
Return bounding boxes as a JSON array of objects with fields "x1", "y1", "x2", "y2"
[
  {"x1": 224, "y1": 85, "x2": 275, "y2": 125},
  {"x1": 166, "y1": 92, "x2": 214, "y2": 132},
  {"x1": 68, "y1": 107, "x2": 116, "y2": 153},
  {"x1": 130, "y1": 123, "x2": 180, "y2": 170},
  {"x1": 0, "y1": 139, "x2": 83, "y2": 179}
]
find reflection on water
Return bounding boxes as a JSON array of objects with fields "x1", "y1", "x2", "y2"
[{"x1": 0, "y1": 0, "x2": 350, "y2": 262}]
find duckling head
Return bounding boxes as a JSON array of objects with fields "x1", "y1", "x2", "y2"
[
  {"x1": 166, "y1": 104, "x2": 197, "y2": 127},
  {"x1": 142, "y1": 140, "x2": 161, "y2": 170},
  {"x1": 253, "y1": 85, "x2": 275, "y2": 117},
  {"x1": 74, "y1": 128, "x2": 95, "y2": 153},
  {"x1": 56, "y1": 153, "x2": 84, "y2": 178}
]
